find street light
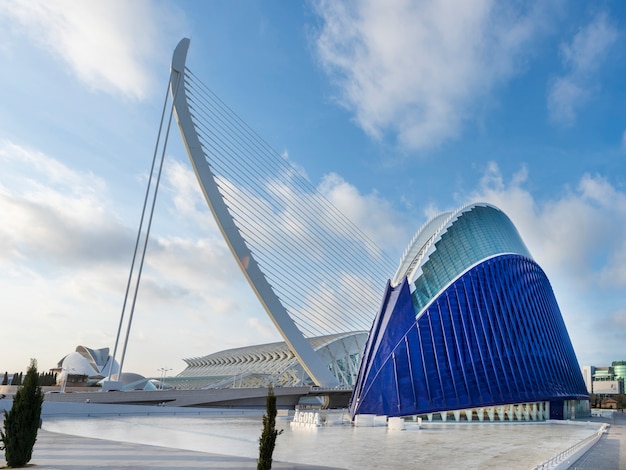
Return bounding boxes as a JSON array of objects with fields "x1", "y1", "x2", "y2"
[{"x1": 157, "y1": 367, "x2": 172, "y2": 390}]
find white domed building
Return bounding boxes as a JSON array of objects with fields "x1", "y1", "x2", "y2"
[{"x1": 54, "y1": 346, "x2": 119, "y2": 387}]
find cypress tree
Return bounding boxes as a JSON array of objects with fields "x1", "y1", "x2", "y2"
[
  {"x1": 1, "y1": 372, "x2": 7, "y2": 386},
  {"x1": 38, "y1": 372, "x2": 55, "y2": 387},
  {"x1": 257, "y1": 384, "x2": 282, "y2": 470},
  {"x1": 1, "y1": 359, "x2": 44, "y2": 468},
  {"x1": 10, "y1": 373, "x2": 22, "y2": 386}
]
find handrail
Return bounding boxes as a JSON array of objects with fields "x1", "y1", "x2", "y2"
[{"x1": 532, "y1": 423, "x2": 609, "y2": 469}]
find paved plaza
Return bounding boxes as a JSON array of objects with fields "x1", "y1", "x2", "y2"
[
  {"x1": 21, "y1": 430, "x2": 342, "y2": 470},
  {"x1": 1, "y1": 404, "x2": 624, "y2": 469}
]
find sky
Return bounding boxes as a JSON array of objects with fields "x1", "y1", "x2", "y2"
[{"x1": 1, "y1": 0, "x2": 625, "y2": 378}]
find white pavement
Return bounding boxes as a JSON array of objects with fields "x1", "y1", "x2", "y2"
[
  {"x1": 21, "y1": 430, "x2": 344, "y2": 470},
  {"x1": 0, "y1": 401, "x2": 616, "y2": 469},
  {"x1": 2, "y1": 401, "x2": 342, "y2": 469}
]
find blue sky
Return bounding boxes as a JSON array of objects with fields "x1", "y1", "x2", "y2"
[{"x1": 1, "y1": 0, "x2": 625, "y2": 377}]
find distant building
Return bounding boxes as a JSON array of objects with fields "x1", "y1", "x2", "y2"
[
  {"x1": 51, "y1": 346, "x2": 119, "y2": 387},
  {"x1": 582, "y1": 361, "x2": 626, "y2": 396},
  {"x1": 172, "y1": 333, "x2": 367, "y2": 390},
  {"x1": 51, "y1": 345, "x2": 170, "y2": 391},
  {"x1": 613, "y1": 360, "x2": 626, "y2": 389}
]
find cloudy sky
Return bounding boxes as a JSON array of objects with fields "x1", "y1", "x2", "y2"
[{"x1": 1, "y1": 0, "x2": 625, "y2": 378}]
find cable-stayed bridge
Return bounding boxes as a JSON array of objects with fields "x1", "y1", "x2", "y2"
[{"x1": 170, "y1": 39, "x2": 396, "y2": 386}]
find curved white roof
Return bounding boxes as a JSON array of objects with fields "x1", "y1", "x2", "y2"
[
  {"x1": 57, "y1": 345, "x2": 119, "y2": 382},
  {"x1": 392, "y1": 203, "x2": 501, "y2": 286},
  {"x1": 391, "y1": 211, "x2": 452, "y2": 286}
]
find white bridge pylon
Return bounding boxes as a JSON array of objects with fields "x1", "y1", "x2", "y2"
[{"x1": 170, "y1": 38, "x2": 340, "y2": 387}]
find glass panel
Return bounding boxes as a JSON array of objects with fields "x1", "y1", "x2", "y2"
[{"x1": 412, "y1": 205, "x2": 531, "y2": 314}]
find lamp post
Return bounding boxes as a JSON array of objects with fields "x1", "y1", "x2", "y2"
[{"x1": 157, "y1": 367, "x2": 171, "y2": 390}]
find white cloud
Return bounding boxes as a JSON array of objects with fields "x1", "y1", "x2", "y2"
[
  {"x1": 561, "y1": 12, "x2": 618, "y2": 75},
  {"x1": 547, "y1": 78, "x2": 585, "y2": 127},
  {"x1": 0, "y1": 0, "x2": 185, "y2": 99},
  {"x1": 548, "y1": 12, "x2": 618, "y2": 126},
  {"x1": 467, "y1": 164, "x2": 626, "y2": 283},
  {"x1": 0, "y1": 140, "x2": 129, "y2": 266},
  {"x1": 318, "y1": 172, "x2": 413, "y2": 253},
  {"x1": 162, "y1": 159, "x2": 223, "y2": 236},
  {"x1": 246, "y1": 317, "x2": 278, "y2": 340},
  {"x1": 0, "y1": 141, "x2": 271, "y2": 375},
  {"x1": 314, "y1": 0, "x2": 549, "y2": 150}
]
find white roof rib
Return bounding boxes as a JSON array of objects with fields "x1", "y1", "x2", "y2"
[{"x1": 391, "y1": 203, "x2": 497, "y2": 286}]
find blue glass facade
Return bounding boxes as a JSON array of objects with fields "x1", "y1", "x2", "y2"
[{"x1": 350, "y1": 204, "x2": 588, "y2": 419}]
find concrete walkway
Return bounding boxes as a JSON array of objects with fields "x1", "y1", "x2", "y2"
[
  {"x1": 570, "y1": 411, "x2": 626, "y2": 470},
  {"x1": 2, "y1": 430, "x2": 344, "y2": 470}
]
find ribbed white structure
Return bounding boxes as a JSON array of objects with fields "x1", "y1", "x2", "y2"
[{"x1": 173, "y1": 332, "x2": 367, "y2": 389}]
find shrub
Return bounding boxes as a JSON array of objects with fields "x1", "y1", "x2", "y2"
[{"x1": 1, "y1": 359, "x2": 44, "y2": 468}]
